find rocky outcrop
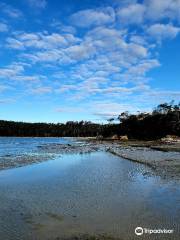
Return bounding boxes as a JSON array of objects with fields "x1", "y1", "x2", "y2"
[{"x1": 161, "y1": 135, "x2": 180, "y2": 144}]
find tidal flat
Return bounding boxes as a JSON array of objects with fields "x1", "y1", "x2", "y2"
[{"x1": 0, "y1": 137, "x2": 180, "y2": 240}]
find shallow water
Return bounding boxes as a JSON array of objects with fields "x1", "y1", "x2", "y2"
[
  {"x1": 0, "y1": 138, "x2": 179, "y2": 240},
  {"x1": 0, "y1": 137, "x2": 71, "y2": 156}
]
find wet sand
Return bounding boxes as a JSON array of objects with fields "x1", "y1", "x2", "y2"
[
  {"x1": 106, "y1": 145, "x2": 180, "y2": 179},
  {"x1": 0, "y1": 138, "x2": 180, "y2": 239},
  {"x1": 0, "y1": 151, "x2": 180, "y2": 240},
  {"x1": 1, "y1": 138, "x2": 179, "y2": 180}
]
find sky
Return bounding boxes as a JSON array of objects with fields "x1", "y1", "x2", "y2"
[{"x1": 0, "y1": 0, "x2": 180, "y2": 123}]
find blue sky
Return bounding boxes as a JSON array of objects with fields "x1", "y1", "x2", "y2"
[{"x1": 0, "y1": 0, "x2": 180, "y2": 123}]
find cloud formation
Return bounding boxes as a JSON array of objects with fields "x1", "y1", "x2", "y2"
[
  {"x1": 117, "y1": 0, "x2": 180, "y2": 25},
  {"x1": 1, "y1": 0, "x2": 180, "y2": 120},
  {"x1": 70, "y1": 7, "x2": 115, "y2": 27},
  {"x1": 117, "y1": 3, "x2": 145, "y2": 25},
  {"x1": 147, "y1": 23, "x2": 180, "y2": 41}
]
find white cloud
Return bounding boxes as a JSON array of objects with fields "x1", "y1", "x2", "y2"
[
  {"x1": 21, "y1": 51, "x2": 61, "y2": 63},
  {"x1": 7, "y1": 33, "x2": 67, "y2": 49},
  {"x1": 147, "y1": 23, "x2": 180, "y2": 41},
  {"x1": 60, "y1": 26, "x2": 76, "y2": 34},
  {"x1": 2, "y1": 1, "x2": 179, "y2": 111},
  {"x1": 117, "y1": 0, "x2": 180, "y2": 25},
  {"x1": 148, "y1": 90, "x2": 180, "y2": 98},
  {"x1": 0, "y1": 63, "x2": 43, "y2": 83},
  {"x1": 6, "y1": 23, "x2": 160, "y2": 105},
  {"x1": 31, "y1": 86, "x2": 52, "y2": 94},
  {"x1": 6, "y1": 38, "x2": 25, "y2": 50},
  {"x1": 117, "y1": 3, "x2": 145, "y2": 25},
  {"x1": 128, "y1": 43, "x2": 148, "y2": 58},
  {"x1": 56, "y1": 84, "x2": 77, "y2": 93},
  {"x1": 0, "y1": 22, "x2": 8, "y2": 32},
  {"x1": 18, "y1": 33, "x2": 40, "y2": 41},
  {"x1": 0, "y1": 64, "x2": 24, "y2": 79},
  {"x1": 65, "y1": 43, "x2": 95, "y2": 61},
  {"x1": 6, "y1": 32, "x2": 80, "y2": 51},
  {"x1": 144, "y1": 0, "x2": 180, "y2": 22},
  {"x1": 13, "y1": 76, "x2": 40, "y2": 82},
  {"x1": 70, "y1": 7, "x2": 115, "y2": 27},
  {"x1": 130, "y1": 35, "x2": 147, "y2": 46},
  {"x1": 128, "y1": 59, "x2": 160, "y2": 76},
  {"x1": 50, "y1": 21, "x2": 76, "y2": 34},
  {"x1": 85, "y1": 26, "x2": 148, "y2": 61}
]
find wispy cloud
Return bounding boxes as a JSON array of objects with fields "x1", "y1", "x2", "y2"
[
  {"x1": 0, "y1": 2, "x2": 23, "y2": 18},
  {"x1": 0, "y1": 85, "x2": 8, "y2": 92},
  {"x1": 0, "y1": 98, "x2": 15, "y2": 104},
  {"x1": 31, "y1": 86, "x2": 52, "y2": 94},
  {"x1": 55, "y1": 106, "x2": 83, "y2": 113},
  {"x1": 27, "y1": 0, "x2": 47, "y2": 9},
  {"x1": 91, "y1": 102, "x2": 141, "y2": 120}
]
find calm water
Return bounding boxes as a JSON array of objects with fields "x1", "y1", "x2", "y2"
[{"x1": 0, "y1": 137, "x2": 179, "y2": 240}]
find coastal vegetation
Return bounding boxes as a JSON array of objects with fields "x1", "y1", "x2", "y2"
[{"x1": 0, "y1": 102, "x2": 179, "y2": 140}]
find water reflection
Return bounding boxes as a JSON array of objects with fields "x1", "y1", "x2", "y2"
[{"x1": 0, "y1": 149, "x2": 179, "y2": 240}]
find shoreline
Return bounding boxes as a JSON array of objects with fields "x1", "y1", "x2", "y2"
[
  {"x1": 0, "y1": 138, "x2": 180, "y2": 179},
  {"x1": 0, "y1": 138, "x2": 180, "y2": 240}
]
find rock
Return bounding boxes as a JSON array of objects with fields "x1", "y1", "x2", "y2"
[
  {"x1": 161, "y1": 135, "x2": 180, "y2": 143},
  {"x1": 119, "y1": 135, "x2": 128, "y2": 141},
  {"x1": 111, "y1": 135, "x2": 119, "y2": 140}
]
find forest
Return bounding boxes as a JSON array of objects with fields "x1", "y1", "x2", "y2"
[{"x1": 0, "y1": 102, "x2": 179, "y2": 140}]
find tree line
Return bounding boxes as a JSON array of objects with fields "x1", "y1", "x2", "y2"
[
  {"x1": 0, "y1": 102, "x2": 179, "y2": 140},
  {"x1": 0, "y1": 120, "x2": 103, "y2": 137}
]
